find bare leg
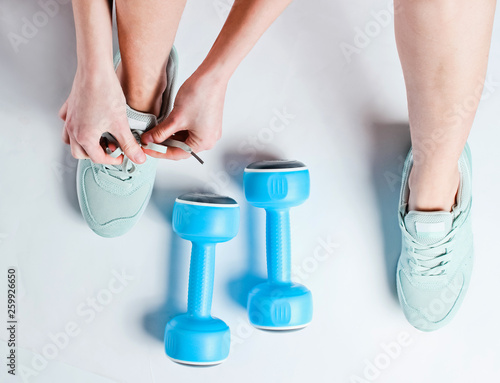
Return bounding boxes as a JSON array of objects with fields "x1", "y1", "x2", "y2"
[
  {"x1": 115, "y1": 0, "x2": 186, "y2": 116},
  {"x1": 395, "y1": 0, "x2": 496, "y2": 211}
]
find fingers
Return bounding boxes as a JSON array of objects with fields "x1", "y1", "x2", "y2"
[
  {"x1": 183, "y1": 133, "x2": 218, "y2": 154},
  {"x1": 141, "y1": 112, "x2": 183, "y2": 146},
  {"x1": 60, "y1": 103, "x2": 69, "y2": 146},
  {"x1": 65, "y1": 124, "x2": 120, "y2": 164},
  {"x1": 64, "y1": 120, "x2": 144, "y2": 165},
  {"x1": 141, "y1": 112, "x2": 195, "y2": 160},
  {"x1": 82, "y1": 141, "x2": 123, "y2": 165},
  {"x1": 69, "y1": 135, "x2": 122, "y2": 165},
  {"x1": 140, "y1": 109, "x2": 220, "y2": 162},
  {"x1": 62, "y1": 126, "x2": 70, "y2": 145},
  {"x1": 69, "y1": 137, "x2": 89, "y2": 160},
  {"x1": 67, "y1": 128, "x2": 122, "y2": 165},
  {"x1": 58, "y1": 101, "x2": 68, "y2": 121},
  {"x1": 144, "y1": 133, "x2": 215, "y2": 161},
  {"x1": 144, "y1": 146, "x2": 191, "y2": 160},
  {"x1": 112, "y1": 120, "x2": 147, "y2": 164}
]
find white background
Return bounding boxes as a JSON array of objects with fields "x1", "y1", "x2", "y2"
[{"x1": 1, "y1": 0, "x2": 500, "y2": 382}]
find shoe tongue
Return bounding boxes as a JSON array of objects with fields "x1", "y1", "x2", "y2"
[
  {"x1": 404, "y1": 211, "x2": 453, "y2": 245},
  {"x1": 126, "y1": 105, "x2": 158, "y2": 132}
]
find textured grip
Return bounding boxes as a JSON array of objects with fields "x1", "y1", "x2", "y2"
[
  {"x1": 266, "y1": 209, "x2": 291, "y2": 283},
  {"x1": 187, "y1": 243, "x2": 216, "y2": 318}
]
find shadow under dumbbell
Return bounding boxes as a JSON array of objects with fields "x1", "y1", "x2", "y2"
[
  {"x1": 226, "y1": 206, "x2": 266, "y2": 308},
  {"x1": 367, "y1": 121, "x2": 411, "y2": 301},
  {"x1": 171, "y1": 362, "x2": 222, "y2": 369},
  {"x1": 142, "y1": 186, "x2": 193, "y2": 342},
  {"x1": 222, "y1": 150, "x2": 280, "y2": 308},
  {"x1": 256, "y1": 328, "x2": 306, "y2": 334}
]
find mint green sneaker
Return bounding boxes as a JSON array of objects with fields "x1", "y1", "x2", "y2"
[
  {"x1": 76, "y1": 48, "x2": 178, "y2": 238},
  {"x1": 396, "y1": 144, "x2": 473, "y2": 331}
]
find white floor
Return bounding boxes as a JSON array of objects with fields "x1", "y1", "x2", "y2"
[{"x1": 1, "y1": 1, "x2": 500, "y2": 382}]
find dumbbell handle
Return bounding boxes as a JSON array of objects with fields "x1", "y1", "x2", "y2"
[
  {"x1": 266, "y1": 208, "x2": 291, "y2": 283},
  {"x1": 187, "y1": 242, "x2": 216, "y2": 318}
]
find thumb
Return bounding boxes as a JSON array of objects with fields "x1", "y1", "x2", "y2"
[
  {"x1": 141, "y1": 111, "x2": 184, "y2": 145},
  {"x1": 61, "y1": 125, "x2": 70, "y2": 144},
  {"x1": 58, "y1": 101, "x2": 68, "y2": 121},
  {"x1": 112, "y1": 120, "x2": 147, "y2": 164}
]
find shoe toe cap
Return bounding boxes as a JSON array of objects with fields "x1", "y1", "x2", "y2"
[
  {"x1": 88, "y1": 218, "x2": 143, "y2": 238},
  {"x1": 77, "y1": 163, "x2": 152, "y2": 237},
  {"x1": 397, "y1": 268, "x2": 465, "y2": 331}
]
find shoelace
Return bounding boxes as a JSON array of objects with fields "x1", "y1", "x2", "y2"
[
  {"x1": 400, "y1": 210, "x2": 467, "y2": 277},
  {"x1": 402, "y1": 229, "x2": 454, "y2": 276},
  {"x1": 99, "y1": 130, "x2": 203, "y2": 180}
]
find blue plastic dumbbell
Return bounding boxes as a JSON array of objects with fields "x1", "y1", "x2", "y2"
[
  {"x1": 164, "y1": 192, "x2": 239, "y2": 365},
  {"x1": 244, "y1": 160, "x2": 312, "y2": 330}
]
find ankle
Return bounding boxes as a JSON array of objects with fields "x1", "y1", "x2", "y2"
[
  {"x1": 407, "y1": 164, "x2": 460, "y2": 212},
  {"x1": 116, "y1": 63, "x2": 167, "y2": 116}
]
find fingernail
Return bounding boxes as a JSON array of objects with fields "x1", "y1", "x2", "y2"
[
  {"x1": 141, "y1": 133, "x2": 152, "y2": 144},
  {"x1": 135, "y1": 152, "x2": 146, "y2": 164}
]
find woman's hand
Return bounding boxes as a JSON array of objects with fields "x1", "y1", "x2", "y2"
[
  {"x1": 141, "y1": 0, "x2": 293, "y2": 161},
  {"x1": 141, "y1": 71, "x2": 228, "y2": 160},
  {"x1": 59, "y1": 66, "x2": 147, "y2": 165}
]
